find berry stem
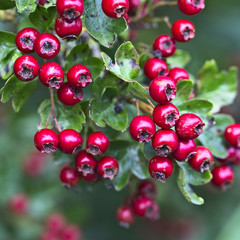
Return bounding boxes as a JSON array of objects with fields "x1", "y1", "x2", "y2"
[
  {"x1": 49, "y1": 88, "x2": 61, "y2": 132},
  {"x1": 82, "y1": 105, "x2": 90, "y2": 150},
  {"x1": 163, "y1": 16, "x2": 172, "y2": 29},
  {"x1": 147, "y1": 99, "x2": 155, "y2": 108},
  {"x1": 153, "y1": 1, "x2": 177, "y2": 10},
  {"x1": 45, "y1": 112, "x2": 52, "y2": 128},
  {"x1": 136, "y1": 100, "x2": 140, "y2": 116}
]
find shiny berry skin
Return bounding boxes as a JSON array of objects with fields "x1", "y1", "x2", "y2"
[
  {"x1": 149, "y1": 156, "x2": 173, "y2": 182},
  {"x1": 67, "y1": 64, "x2": 92, "y2": 88},
  {"x1": 86, "y1": 131, "x2": 110, "y2": 156},
  {"x1": 34, "y1": 33, "x2": 60, "y2": 59},
  {"x1": 9, "y1": 193, "x2": 29, "y2": 215},
  {"x1": 175, "y1": 113, "x2": 205, "y2": 140},
  {"x1": 172, "y1": 19, "x2": 195, "y2": 42},
  {"x1": 144, "y1": 58, "x2": 169, "y2": 80},
  {"x1": 172, "y1": 139, "x2": 196, "y2": 161},
  {"x1": 116, "y1": 205, "x2": 135, "y2": 228},
  {"x1": 75, "y1": 150, "x2": 97, "y2": 176},
  {"x1": 58, "y1": 129, "x2": 82, "y2": 154},
  {"x1": 152, "y1": 129, "x2": 178, "y2": 156},
  {"x1": 39, "y1": 62, "x2": 64, "y2": 89},
  {"x1": 15, "y1": 27, "x2": 39, "y2": 53},
  {"x1": 57, "y1": 82, "x2": 83, "y2": 105},
  {"x1": 152, "y1": 103, "x2": 179, "y2": 129},
  {"x1": 102, "y1": 0, "x2": 129, "y2": 18},
  {"x1": 178, "y1": 0, "x2": 205, "y2": 15},
  {"x1": 61, "y1": 224, "x2": 82, "y2": 240},
  {"x1": 224, "y1": 123, "x2": 240, "y2": 147},
  {"x1": 188, "y1": 146, "x2": 213, "y2": 172},
  {"x1": 14, "y1": 55, "x2": 39, "y2": 81},
  {"x1": 132, "y1": 195, "x2": 159, "y2": 220},
  {"x1": 211, "y1": 165, "x2": 234, "y2": 190},
  {"x1": 149, "y1": 76, "x2": 177, "y2": 104},
  {"x1": 137, "y1": 180, "x2": 157, "y2": 199},
  {"x1": 60, "y1": 166, "x2": 80, "y2": 187},
  {"x1": 46, "y1": 213, "x2": 66, "y2": 234},
  {"x1": 153, "y1": 35, "x2": 176, "y2": 58},
  {"x1": 97, "y1": 156, "x2": 119, "y2": 180},
  {"x1": 168, "y1": 67, "x2": 189, "y2": 83},
  {"x1": 129, "y1": 115, "x2": 156, "y2": 143},
  {"x1": 34, "y1": 128, "x2": 59, "y2": 153},
  {"x1": 55, "y1": 17, "x2": 82, "y2": 40},
  {"x1": 56, "y1": 0, "x2": 84, "y2": 22},
  {"x1": 81, "y1": 171, "x2": 100, "y2": 183}
]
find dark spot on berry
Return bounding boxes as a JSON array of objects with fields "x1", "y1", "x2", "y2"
[
  {"x1": 80, "y1": 74, "x2": 88, "y2": 82},
  {"x1": 64, "y1": 8, "x2": 79, "y2": 22},
  {"x1": 42, "y1": 143, "x2": 55, "y2": 153},
  {"x1": 82, "y1": 164, "x2": 92, "y2": 173},
  {"x1": 139, "y1": 130, "x2": 150, "y2": 141},
  {"x1": 105, "y1": 168, "x2": 114, "y2": 176},
  {"x1": 165, "y1": 85, "x2": 174, "y2": 101},
  {"x1": 88, "y1": 145, "x2": 100, "y2": 155},
  {"x1": 21, "y1": 65, "x2": 33, "y2": 79}
]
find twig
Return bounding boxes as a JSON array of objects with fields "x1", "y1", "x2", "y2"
[
  {"x1": 45, "y1": 112, "x2": 52, "y2": 128},
  {"x1": 146, "y1": 99, "x2": 155, "y2": 108},
  {"x1": 136, "y1": 100, "x2": 140, "y2": 115}
]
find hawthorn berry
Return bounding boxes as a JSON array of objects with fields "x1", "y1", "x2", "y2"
[
  {"x1": 34, "y1": 33, "x2": 60, "y2": 59},
  {"x1": 86, "y1": 131, "x2": 110, "y2": 156},
  {"x1": 61, "y1": 224, "x2": 82, "y2": 240},
  {"x1": 149, "y1": 156, "x2": 173, "y2": 182},
  {"x1": 9, "y1": 193, "x2": 29, "y2": 215},
  {"x1": 172, "y1": 19, "x2": 195, "y2": 42},
  {"x1": 152, "y1": 103, "x2": 179, "y2": 129},
  {"x1": 116, "y1": 205, "x2": 135, "y2": 228},
  {"x1": 216, "y1": 146, "x2": 236, "y2": 164},
  {"x1": 153, "y1": 35, "x2": 176, "y2": 57},
  {"x1": 168, "y1": 67, "x2": 189, "y2": 83},
  {"x1": 38, "y1": 0, "x2": 49, "y2": 6},
  {"x1": 39, "y1": 62, "x2": 64, "y2": 89},
  {"x1": 178, "y1": 0, "x2": 205, "y2": 15},
  {"x1": 58, "y1": 129, "x2": 82, "y2": 154},
  {"x1": 102, "y1": 0, "x2": 129, "y2": 18},
  {"x1": 175, "y1": 113, "x2": 205, "y2": 140},
  {"x1": 57, "y1": 82, "x2": 83, "y2": 106},
  {"x1": 67, "y1": 64, "x2": 92, "y2": 88},
  {"x1": 137, "y1": 180, "x2": 157, "y2": 199},
  {"x1": 15, "y1": 27, "x2": 39, "y2": 53},
  {"x1": 149, "y1": 76, "x2": 177, "y2": 104},
  {"x1": 211, "y1": 165, "x2": 234, "y2": 190},
  {"x1": 172, "y1": 139, "x2": 196, "y2": 161},
  {"x1": 97, "y1": 156, "x2": 119, "y2": 180},
  {"x1": 143, "y1": 58, "x2": 169, "y2": 80},
  {"x1": 81, "y1": 171, "x2": 100, "y2": 183},
  {"x1": 75, "y1": 150, "x2": 97, "y2": 176},
  {"x1": 188, "y1": 146, "x2": 213, "y2": 172},
  {"x1": 14, "y1": 55, "x2": 39, "y2": 81},
  {"x1": 224, "y1": 123, "x2": 240, "y2": 148},
  {"x1": 34, "y1": 128, "x2": 59, "y2": 153},
  {"x1": 46, "y1": 213, "x2": 66, "y2": 234},
  {"x1": 129, "y1": 115, "x2": 156, "y2": 143},
  {"x1": 60, "y1": 166, "x2": 80, "y2": 187},
  {"x1": 40, "y1": 231, "x2": 59, "y2": 240}
]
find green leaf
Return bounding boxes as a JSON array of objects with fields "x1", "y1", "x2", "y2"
[
  {"x1": 15, "y1": 0, "x2": 37, "y2": 13},
  {"x1": 167, "y1": 49, "x2": 191, "y2": 68},
  {"x1": 196, "y1": 60, "x2": 238, "y2": 113},
  {"x1": 143, "y1": 141, "x2": 156, "y2": 160},
  {"x1": 199, "y1": 114, "x2": 234, "y2": 158},
  {"x1": 0, "y1": 0, "x2": 15, "y2": 9},
  {"x1": 83, "y1": 0, "x2": 127, "y2": 48},
  {"x1": 37, "y1": 98, "x2": 54, "y2": 129},
  {"x1": 85, "y1": 57, "x2": 105, "y2": 80}
]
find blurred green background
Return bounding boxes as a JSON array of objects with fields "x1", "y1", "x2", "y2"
[{"x1": 1, "y1": 0, "x2": 240, "y2": 239}]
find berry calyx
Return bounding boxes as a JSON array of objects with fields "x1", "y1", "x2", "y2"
[
  {"x1": 172, "y1": 19, "x2": 195, "y2": 42},
  {"x1": 97, "y1": 156, "x2": 119, "y2": 180},
  {"x1": 34, "y1": 128, "x2": 59, "y2": 153},
  {"x1": 137, "y1": 180, "x2": 157, "y2": 199},
  {"x1": 39, "y1": 62, "x2": 64, "y2": 89},
  {"x1": 101, "y1": 0, "x2": 129, "y2": 18},
  {"x1": 15, "y1": 27, "x2": 39, "y2": 53},
  {"x1": 14, "y1": 55, "x2": 39, "y2": 81},
  {"x1": 129, "y1": 115, "x2": 156, "y2": 143},
  {"x1": 153, "y1": 34, "x2": 176, "y2": 57},
  {"x1": 178, "y1": 0, "x2": 205, "y2": 15},
  {"x1": 224, "y1": 123, "x2": 240, "y2": 147},
  {"x1": 168, "y1": 67, "x2": 189, "y2": 83},
  {"x1": 60, "y1": 166, "x2": 80, "y2": 187},
  {"x1": 148, "y1": 156, "x2": 173, "y2": 182},
  {"x1": 172, "y1": 139, "x2": 196, "y2": 161},
  {"x1": 116, "y1": 205, "x2": 135, "y2": 228}
]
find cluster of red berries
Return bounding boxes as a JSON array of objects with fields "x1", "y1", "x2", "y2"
[{"x1": 116, "y1": 180, "x2": 159, "y2": 227}]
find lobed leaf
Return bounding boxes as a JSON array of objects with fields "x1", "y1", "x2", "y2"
[
  {"x1": 15, "y1": 0, "x2": 37, "y2": 13},
  {"x1": 167, "y1": 49, "x2": 191, "y2": 68}
]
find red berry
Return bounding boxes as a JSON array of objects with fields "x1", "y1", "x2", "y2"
[
  {"x1": 178, "y1": 0, "x2": 205, "y2": 15},
  {"x1": 34, "y1": 128, "x2": 59, "y2": 153},
  {"x1": 129, "y1": 115, "x2": 156, "y2": 143},
  {"x1": 9, "y1": 193, "x2": 29, "y2": 215},
  {"x1": 172, "y1": 139, "x2": 196, "y2": 161},
  {"x1": 137, "y1": 180, "x2": 157, "y2": 199},
  {"x1": 102, "y1": 0, "x2": 129, "y2": 18},
  {"x1": 132, "y1": 195, "x2": 159, "y2": 220},
  {"x1": 57, "y1": 82, "x2": 83, "y2": 105},
  {"x1": 14, "y1": 55, "x2": 39, "y2": 81},
  {"x1": 152, "y1": 129, "x2": 178, "y2": 156},
  {"x1": 153, "y1": 35, "x2": 176, "y2": 57},
  {"x1": 86, "y1": 131, "x2": 110, "y2": 156},
  {"x1": 40, "y1": 231, "x2": 59, "y2": 240},
  {"x1": 58, "y1": 129, "x2": 82, "y2": 154},
  {"x1": 188, "y1": 146, "x2": 213, "y2": 172},
  {"x1": 175, "y1": 113, "x2": 205, "y2": 140},
  {"x1": 116, "y1": 205, "x2": 135, "y2": 228},
  {"x1": 149, "y1": 156, "x2": 173, "y2": 182},
  {"x1": 39, "y1": 62, "x2": 64, "y2": 89},
  {"x1": 34, "y1": 33, "x2": 60, "y2": 59},
  {"x1": 97, "y1": 156, "x2": 119, "y2": 180},
  {"x1": 172, "y1": 19, "x2": 195, "y2": 42},
  {"x1": 67, "y1": 64, "x2": 92, "y2": 88},
  {"x1": 46, "y1": 213, "x2": 66, "y2": 234},
  {"x1": 81, "y1": 171, "x2": 100, "y2": 183},
  {"x1": 55, "y1": 17, "x2": 82, "y2": 40},
  {"x1": 56, "y1": 0, "x2": 84, "y2": 22},
  {"x1": 224, "y1": 123, "x2": 240, "y2": 148},
  {"x1": 152, "y1": 103, "x2": 179, "y2": 129},
  {"x1": 15, "y1": 27, "x2": 39, "y2": 53},
  {"x1": 75, "y1": 150, "x2": 97, "y2": 176},
  {"x1": 61, "y1": 224, "x2": 82, "y2": 240},
  {"x1": 211, "y1": 165, "x2": 234, "y2": 190},
  {"x1": 149, "y1": 76, "x2": 177, "y2": 104},
  {"x1": 60, "y1": 166, "x2": 80, "y2": 187},
  {"x1": 39, "y1": 0, "x2": 49, "y2": 6},
  {"x1": 168, "y1": 67, "x2": 189, "y2": 83},
  {"x1": 144, "y1": 58, "x2": 169, "y2": 80},
  {"x1": 216, "y1": 146, "x2": 236, "y2": 164},
  {"x1": 129, "y1": 0, "x2": 140, "y2": 10}
]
